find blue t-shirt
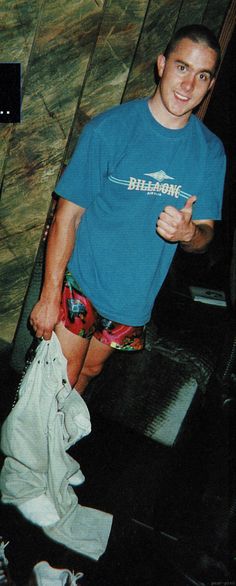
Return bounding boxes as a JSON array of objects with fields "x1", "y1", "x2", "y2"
[{"x1": 55, "y1": 98, "x2": 226, "y2": 325}]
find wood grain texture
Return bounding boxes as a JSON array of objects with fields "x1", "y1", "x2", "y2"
[
  {"x1": 203, "y1": 0, "x2": 233, "y2": 35},
  {"x1": 66, "y1": 0, "x2": 149, "y2": 160},
  {"x1": 175, "y1": 0, "x2": 209, "y2": 29},
  {"x1": 123, "y1": 0, "x2": 184, "y2": 103},
  {"x1": 0, "y1": 0, "x2": 104, "y2": 346},
  {"x1": 0, "y1": 0, "x2": 41, "y2": 178}
]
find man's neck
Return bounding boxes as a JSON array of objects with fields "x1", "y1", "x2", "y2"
[{"x1": 148, "y1": 90, "x2": 191, "y2": 129}]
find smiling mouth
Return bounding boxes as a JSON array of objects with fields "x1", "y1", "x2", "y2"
[{"x1": 174, "y1": 91, "x2": 190, "y2": 102}]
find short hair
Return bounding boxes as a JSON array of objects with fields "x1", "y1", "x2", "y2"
[{"x1": 164, "y1": 24, "x2": 221, "y2": 74}]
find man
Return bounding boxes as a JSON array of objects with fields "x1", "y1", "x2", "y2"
[{"x1": 30, "y1": 24, "x2": 226, "y2": 394}]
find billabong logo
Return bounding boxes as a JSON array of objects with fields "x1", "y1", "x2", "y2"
[
  {"x1": 145, "y1": 170, "x2": 174, "y2": 182},
  {"x1": 108, "y1": 171, "x2": 192, "y2": 200}
]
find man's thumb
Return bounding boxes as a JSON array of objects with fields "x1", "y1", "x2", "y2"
[{"x1": 182, "y1": 195, "x2": 197, "y2": 212}]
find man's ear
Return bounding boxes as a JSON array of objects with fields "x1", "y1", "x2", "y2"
[
  {"x1": 157, "y1": 54, "x2": 166, "y2": 78},
  {"x1": 209, "y1": 77, "x2": 216, "y2": 91}
]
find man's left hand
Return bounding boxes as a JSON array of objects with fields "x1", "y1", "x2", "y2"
[{"x1": 156, "y1": 195, "x2": 197, "y2": 243}]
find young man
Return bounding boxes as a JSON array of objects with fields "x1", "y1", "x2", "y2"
[{"x1": 30, "y1": 24, "x2": 226, "y2": 393}]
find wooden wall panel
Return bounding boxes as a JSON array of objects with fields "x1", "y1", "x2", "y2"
[
  {"x1": 66, "y1": 0, "x2": 149, "y2": 160},
  {"x1": 0, "y1": 1, "x2": 41, "y2": 65},
  {"x1": 0, "y1": 0, "x2": 41, "y2": 177},
  {"x1": 203, "y1": 0, "x2": 232, "y2": 35},
  {"x1": 122, "y1": 0, "x2": 184, "y2": 103},
  {"x1": 175, "y1": 0, "x2": 209, "y2": 29},
  {"x1": 0, "y1": 0, "x2": 105, "y2": 348},
  {"x1": 0, "y1": 230, "x2": 43, "y2": 346},
  {"x1": 78, "y1": 0, "x2": 149, "y2": 114}
]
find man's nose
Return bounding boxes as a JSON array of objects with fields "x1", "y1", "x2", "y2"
[{"x1": 181, "y1": 75, "x2": 195, "y2": 92}]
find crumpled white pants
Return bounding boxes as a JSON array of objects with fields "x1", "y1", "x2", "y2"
[{"x1": 0, "y1": 332, "x2": 113, "y2": 560}]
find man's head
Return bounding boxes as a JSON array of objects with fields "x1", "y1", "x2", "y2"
[
  {"x1": 151, "y1": 24, "x2": 220, "y2": 128},
  {"x1": 164, "y1": 24, "x2": 221, "y2": 74}
]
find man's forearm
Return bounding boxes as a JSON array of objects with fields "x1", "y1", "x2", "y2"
[
  {"x1": 40, "y1": 200, "x2": 85, "y2": 301},
  {"x1": 180, "y1": 222, "x2": 214, "y2": 253},
  {"x1": 40, "y1": 217, "x2": 75, "y2": 301}
]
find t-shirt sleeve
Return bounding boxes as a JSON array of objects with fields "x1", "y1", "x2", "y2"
[
  {"x1": 192, "y1": 140, "x2": 226, "y2": 221},
  {"x1": 54, "y1": 122, "x2": 108, "y2": 208}
]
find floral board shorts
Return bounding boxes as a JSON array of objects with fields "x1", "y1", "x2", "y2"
[{"x1": 59, "y1": 271, "x2": 146, "y2": 351}]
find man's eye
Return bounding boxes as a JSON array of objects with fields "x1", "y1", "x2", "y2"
[
  {"x1": 199, "y1": 73, "x2": 209, "y2": 81},
  {"x1": 177, "y1": 64, "x2": 186, "y2": 72}
]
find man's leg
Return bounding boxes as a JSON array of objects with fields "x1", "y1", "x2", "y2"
[
  {"x1": 55, "y1": 322, "x2": 91, "y2": 388},
  {"x1": 55, "y1": 322, "x2": 114, "y2": 392},
  {"x1": 74, "y1": 336, "x2": 114, "y2": 393},
  {"x1": 74, "y1": 320, "x2": 146, "y2": 393}
]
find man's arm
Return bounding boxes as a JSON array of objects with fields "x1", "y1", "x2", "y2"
[
  {"x1": 156, "y1": 195, "x2": 214, "y2": 253},
  {"x1": 179, "y1": 219, "x2": 214, "y2": 253},
  {"x1": 30, "y1": 197, "x2": 85, "y2": 340}
]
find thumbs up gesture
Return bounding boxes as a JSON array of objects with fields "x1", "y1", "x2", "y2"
[{"x1": 156, "y1": 195, "x2": 197, "y2": 243}]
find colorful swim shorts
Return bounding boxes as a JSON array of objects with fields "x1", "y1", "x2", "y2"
[{"x1": 59, "y1": 271, "x2": 145, "y2": 351}]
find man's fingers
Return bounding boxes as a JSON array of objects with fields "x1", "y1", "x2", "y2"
[
  {"x1": 161, "y1": 205, "x2": 179, "y2": 218},
  {"x1": 42, "y1": 328, "x2": 53, "y2": 341},
  {"x1": 160, "y1": 197, "x2": 197, "y2": 222},
  {"x1": 157, "y1": 218, "x2": 176, "y2": 234},
  {"x1": 29, "y1": 319, "x2": 52, "y2": 340},
  {"x1": 36, "y1": 328, "x2": 52, "y2": 341}
]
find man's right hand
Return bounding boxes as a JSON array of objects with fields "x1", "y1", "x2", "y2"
[{"x1": 29, "y1": 298, "x2": 61, "y2": 340}]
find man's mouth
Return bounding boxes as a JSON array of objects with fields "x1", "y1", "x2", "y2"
[{"x1": 174, "y1": 91, "x2": 190, "y2": 102}]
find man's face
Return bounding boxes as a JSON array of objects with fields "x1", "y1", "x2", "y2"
[{"x1": 156, "y1": 37, "x2": 217, "y2": 127}]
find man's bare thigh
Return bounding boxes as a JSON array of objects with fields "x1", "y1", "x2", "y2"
[{"x1": 55, "y1": 322, "x2": 90, "y2": 386}]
